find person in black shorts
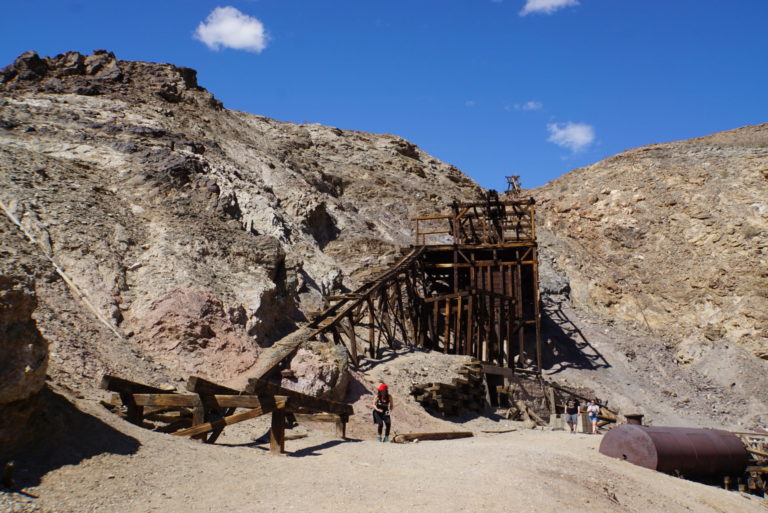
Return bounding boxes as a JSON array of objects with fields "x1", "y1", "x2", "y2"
[
  {"x1": 372, "y1": 383, "x2": 394, "y2": 442},
  {"x1": 564, "y1": 396, "x2": 580, "y2": 433}
]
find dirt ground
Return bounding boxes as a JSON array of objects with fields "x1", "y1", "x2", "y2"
[{"x1": 2, "y1": 387, "x2": 767, "y2": 513}]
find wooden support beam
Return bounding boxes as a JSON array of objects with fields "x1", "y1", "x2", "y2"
[
  {"x1": 100, "y1": 375, "x2": 170, "y2": 394},
  {"x1": 172, "y1": 396, "x2": 287, "y2": 438},
  {"x1": 344, "y1": 315, "x2": 359, "y2": 368},
  {"x1": 293, "y1": 413, "x2": 341, "y2": 423},
  {"x1": 392, "y1": 431, "x2": 473, "y2": 443},
  {"x1": 270, "y1": 408, "x2": 286, "y2": 454},
  {"x1": 246, "y1": 379, "x2": 353, "y2": 416},
  {"x1": 131, "y1": 393, "x2": 288, "y2": 409},
  {"x1": 186, "y1": 376, "x2": 240, "y2": 395}
]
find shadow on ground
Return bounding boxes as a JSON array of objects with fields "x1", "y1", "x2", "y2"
[
  {"x1": 540, "y1": 295, "x2": 611, "y2": 374},
  {"x1": 1, "y1": 386, "x2": 140, "y2": 490}
]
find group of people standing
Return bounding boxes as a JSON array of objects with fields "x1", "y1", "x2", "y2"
[
  {"x1": 372, "y1": 383, "x2": 602, "y2": 441},
  {"x1": 564, "y1": 397, "x2": 601, "y2": 434}
]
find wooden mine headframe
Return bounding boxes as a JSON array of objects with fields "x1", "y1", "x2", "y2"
[
  {"x1": 299, "y1": 192, "x2": 542, "y2": 375},
  {"x1": 410, "y1": 193, "x2": 541, "y2": 372}
]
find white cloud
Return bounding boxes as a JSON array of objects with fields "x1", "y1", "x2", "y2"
[
  {"x1": 520, "y1": 0, "x2": 579, "y2": 16},
  {"x1": 547, "y1": 122, "x2": 595, "y2": 152},
  {"x1": 194, "y1": 6, "x2": 268, "y2": 53},
  {"x1": 518, "y1": 100, "x2": 543, "y2": 111},
  {"x1": 465, "y1": 100, "x2": 477, "y2": 107}
]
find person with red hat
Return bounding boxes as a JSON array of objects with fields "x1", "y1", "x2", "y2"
[{"x1": 372, "y1": 383, "x2": 394, "y2": 442}]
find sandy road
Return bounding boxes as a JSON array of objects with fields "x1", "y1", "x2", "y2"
[{"x1": 5, "y1": 406, "x2": 766, "y2": 513}]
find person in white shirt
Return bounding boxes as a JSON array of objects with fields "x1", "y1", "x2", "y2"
[{"x1": 587, "y1": 399, "x2": 601, "y2": 434}]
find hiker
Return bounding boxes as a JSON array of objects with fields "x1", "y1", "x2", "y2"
[
  {"x1": 564, "y1": 396, "x2": 580, "y2": 433},
  {"x1": 372, "y1": 383, "x2": 394, "y2": 442},
  {"x1": 587, "y1": 399, "x2": 601, "y2": 434}
]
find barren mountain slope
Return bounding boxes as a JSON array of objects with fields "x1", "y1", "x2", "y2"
[
  {"x1": 534, "y1": 125, "x2": 768, "y2": 356},
  {"x1": 0, "y1": 50, "x2": 482, "y2": 388},
  {"x1": 532, "y1": 125, "x2": 768, "y2": 428}
]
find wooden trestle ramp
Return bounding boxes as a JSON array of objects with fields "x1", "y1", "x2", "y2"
[
  {"x1": 100, "y1": 375, "x2": 353, "y2": 454},
  {"x1": 250, "y1": 193, "x2": 543, "y2": 387}
]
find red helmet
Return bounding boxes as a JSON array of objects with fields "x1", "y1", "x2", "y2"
[{"x1": 378, "y1": 383, "x2": 388, "y2": 391}]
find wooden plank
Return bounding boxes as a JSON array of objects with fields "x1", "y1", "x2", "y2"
[
  {"x1": 241, "y1": 327, "x2": 310, "y2": 384},
  {"x1": 173, "y1": 396, "x2": 288, "y2": 438},
  {"x1": 132, "y1": 394, "x2": 287, "y2": 409},
  {"x1": 186, "y1": 376, "x2": 240, "y2": 395},
  {"x1": 293, "y1": 413, "x2": 340, "y2": 423},
  {"x1": 392, "y1": 432, "x2": 473, "y2": 443},
  {"x1": 100, "y1": 375, "x2": 170, "y2": 394},
  {"x1": 246, "y1": 379, "x2": 353, "y2": 416},
  {"x1": 748, "y1": 448, "x2": 768, "y2": 458},
  {"x1": 132, "y1": 394, "x2": 200, "y2": 407}
]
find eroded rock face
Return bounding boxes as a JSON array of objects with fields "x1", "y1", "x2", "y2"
[
  {"x1": 280, "y1": 342, "x2": 349, "y2": 401},
  {"x1": 533, "y1": 124, "x2": 768, "y2": 359},
  {"x1": 134, "y1": 288, "x2": 260, "y2": 382},
  {"x1": 0, "y1": 264, "x2": 47, "y2": 404},
  {"x1": 0, "y1": 216, "x2": 48, "y2": 452},
  {"x1": 0, "y1": 50, "x2": 481, "y2": 388}
]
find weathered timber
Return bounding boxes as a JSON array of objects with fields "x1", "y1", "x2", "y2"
[
  {"x1": 748, "y1": 448, "x2": 768, "y2": 458},
  {"x1": 172, "y1": 396, "x2": 288, "y2": 438},
  {"x1": 186, "y1": 376, "x2": 240, "y2": 395},
  {"x1": 270, "y1": 409, "x2": 286, "y2": 454},
  {"x1": 293, "y1": 413, "x2": 341, "y2": 423},
  {"x1": 131, "y1": 394, "x2": 284, "y2": 409},
  {"x1": 100, "y1": 375, "x2": 171, "y2": 394},
  {"x1": 392, "y1": 432, "x2": 474, "y2": 443}
]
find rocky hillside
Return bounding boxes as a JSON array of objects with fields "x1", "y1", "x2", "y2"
[
  {"x1": 0, "y1": 50, "x2": 482, "y2": 389},
  {"x1": 534, "y1": 125, "x2": 768, "y2": 362}
]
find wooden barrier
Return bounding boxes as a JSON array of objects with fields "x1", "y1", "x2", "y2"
[{"x1": 101, "y1": 374, "x2": 354, "y2": 453}]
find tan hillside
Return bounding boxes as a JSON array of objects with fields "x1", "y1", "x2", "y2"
[{"x1": 534, "y1": 125, "x2": 768, "y2": 359}]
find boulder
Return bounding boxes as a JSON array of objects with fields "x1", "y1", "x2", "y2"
[{"x1": 280, "y1": 341, "x2": 349, "y2": 401}]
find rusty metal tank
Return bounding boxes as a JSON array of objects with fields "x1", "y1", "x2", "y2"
[{"x1": 599, "y1": 425, "x2": 749, "y2": 478}]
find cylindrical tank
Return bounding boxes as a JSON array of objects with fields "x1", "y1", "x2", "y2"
[{"x1": 599, "y1": 425, "x2": 749, "y2": 478}]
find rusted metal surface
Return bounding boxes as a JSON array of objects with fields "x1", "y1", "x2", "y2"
[{"x1": 599, "y1": 425, "x2": 750, "y2": 478}]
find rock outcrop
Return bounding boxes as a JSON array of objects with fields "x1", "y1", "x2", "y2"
[
  {"x1": 533, "y1": 125, "x2": 768, "y2": 360},
  {"x1": 280, "y1": 341, "x2": 349, "y2": 402},
  {"x1": 0, "y1": 215, "x2": 48, "y2": 453}
]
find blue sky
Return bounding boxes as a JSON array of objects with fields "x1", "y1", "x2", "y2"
[{"x1": 2, "y1": 1, "x2": 767, "y2": 190}]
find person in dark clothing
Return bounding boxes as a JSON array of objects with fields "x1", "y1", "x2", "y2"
[
  {"x1": 564, "y1": 397, "x2": 580, "y2": 433},
  {"x1": 372, "y1": 383, "x2": 394, "y2": 442}
]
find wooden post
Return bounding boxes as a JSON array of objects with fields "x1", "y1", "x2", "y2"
[
  {"x1": 443, "y1": 300, "x2": 451, "y2": 353},
  {"x1": 270, "y1": 408, "x2": 286, "y2": 455},
  {"x1": 191, "y1": 398, "x2": 208, "y2": 442},
  {"x1": 335, "y1": 413, "x2": 349, "y2": 439},
  {"x1": 368, "y1": 298, "x2": 376, "y2": 358}
]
